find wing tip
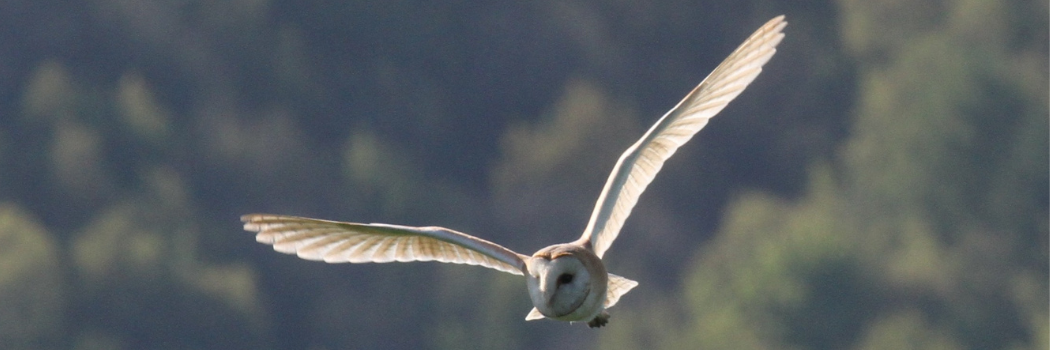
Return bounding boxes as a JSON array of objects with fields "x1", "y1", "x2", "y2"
[
  {"x1": 758, "y1": 15, "x2": 788, "y2": 45},
  {"x1": 255, "y1": 233, "x2": 274, "y2": 244},
  {"x1": 768, "y1": 15, "x2": 787, "y2": 28},
  {"x1": 241, "y1": 213, "x2": 278, "y2": 223},
  {"x1": 241, "y1": 213, "x2": 286, "y2": 232}
]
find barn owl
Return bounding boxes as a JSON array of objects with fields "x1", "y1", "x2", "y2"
[{"x1": 243, "y1": 16, "x2": 786, "y2": 328}]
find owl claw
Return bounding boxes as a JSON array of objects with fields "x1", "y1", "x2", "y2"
[{"x1": 587, "y1": 311, "x2": 610, "y2": 328}]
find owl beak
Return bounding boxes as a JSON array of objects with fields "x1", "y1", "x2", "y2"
[
  {"x1": 533, "y1": 270, "x2": 555, "y2": 299},
  {"x1": 537, "y1": 284, "x2": 554, "y2": 310},
  {"x1": 541, "y1": 272, "x2": 561, "y2": 302},
  {"x1": 535, "y1": 270, "x2": 550, "y2": 293},
  {"x1": 524, "y1": 258, "x2": 559, "y2": 313}
]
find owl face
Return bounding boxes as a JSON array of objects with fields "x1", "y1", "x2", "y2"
[{"x1": 525, "y1": 245, "x2": 608, "y2": 322}]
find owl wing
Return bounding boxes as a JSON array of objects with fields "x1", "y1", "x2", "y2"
[
  {"x1": 578, "y1": 16, "x2": 787, "y2": 258},
  {"x1": 242, "y1": 214, "x2": 527, "y2": 275},
  {"x1": 603, "y1": 273, "x2": 638, "y2": 308}
]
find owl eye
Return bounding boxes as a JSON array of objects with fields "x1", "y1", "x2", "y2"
[{"x1": 557, "y1": 273, "x2": 574, "y2": 285}]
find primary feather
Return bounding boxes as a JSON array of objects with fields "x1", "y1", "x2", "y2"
[
  {"x1": 243, "y1": 214, "x2": 527, "y2": 275},
  {"x1": 580, "y1": 16, "x2": 787, "y2": 258}
]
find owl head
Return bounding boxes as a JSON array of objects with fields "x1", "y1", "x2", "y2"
[{"x1": 525, "y1": 245, "x2": 607, "y2": 321}]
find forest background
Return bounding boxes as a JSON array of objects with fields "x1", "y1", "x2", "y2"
[{"x1": 0, "y1": 0, "x2": 1046, "y2": 349}]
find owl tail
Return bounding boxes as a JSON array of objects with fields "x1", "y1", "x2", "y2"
[{"x1": 604, "y1": 273, "x2": 637, "y2": 308}]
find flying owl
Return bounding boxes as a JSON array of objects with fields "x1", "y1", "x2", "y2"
[{"x1": 243, "y1": 16, "x2": 786, "y2": 328}]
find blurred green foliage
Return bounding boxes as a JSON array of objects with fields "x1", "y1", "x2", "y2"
[
  {"x1": 0, "y1": 204, "x2": 64, "y2": 350},
  {"x1": 0, "y1": 0, "x2": 1044, "y2": 349},
  {"x1": 600, "y1": 1, "x2": 1049, "y2": 350}
]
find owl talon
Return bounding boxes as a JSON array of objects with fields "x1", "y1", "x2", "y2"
[{"x1": 587, "y1": 311, "x2": 610, "y2": 328}]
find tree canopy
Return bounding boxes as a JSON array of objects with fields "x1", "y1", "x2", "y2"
[{"x1": 0, "y1": 0, "x2": 1044, "y2": 349}]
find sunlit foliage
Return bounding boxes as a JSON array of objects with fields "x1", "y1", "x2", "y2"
[
  {"x1": 0, "y1": 0, "x2": 1043, "y2": 349},
  {"x1": 603, "y1": 1, "x2": 1048, "y2": 349}
]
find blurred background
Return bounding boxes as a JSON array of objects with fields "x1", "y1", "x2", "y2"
[{"x1": 0, "y1": 0, "x2": 1046, "y2": 349}]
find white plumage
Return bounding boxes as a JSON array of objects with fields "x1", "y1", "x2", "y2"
[{"x1": 243, "y1": 16, "x2": 787, "y2": 328}]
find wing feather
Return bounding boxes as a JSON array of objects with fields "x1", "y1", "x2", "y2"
[
  {"x1": 580, "y1": 16, "x2": 787, "y2": 258},
  {"x1": 243, "y1": 214, "x2": 527, "y2": 275},
  {"x1": 604, "y1": 273, "x2": 639, "y2": 308}
]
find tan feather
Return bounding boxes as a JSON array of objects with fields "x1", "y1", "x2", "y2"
[
  {"x1": 579, "y1": 16, "x2": 787, "y2": 258},
  {"x1": 243, "y1": 214, "x2": 527, "y2": 275},
  {"x1": 603, "y1": 273, "x2": 638, "y2": 308}
]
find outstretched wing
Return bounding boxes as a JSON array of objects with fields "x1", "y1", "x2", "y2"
[
  {"x1": 243, "y1": 214, "x2": 527, "y2": 275},
  {"x1": 579, "y1": 16, "x2": 787, "y2": 258}
]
